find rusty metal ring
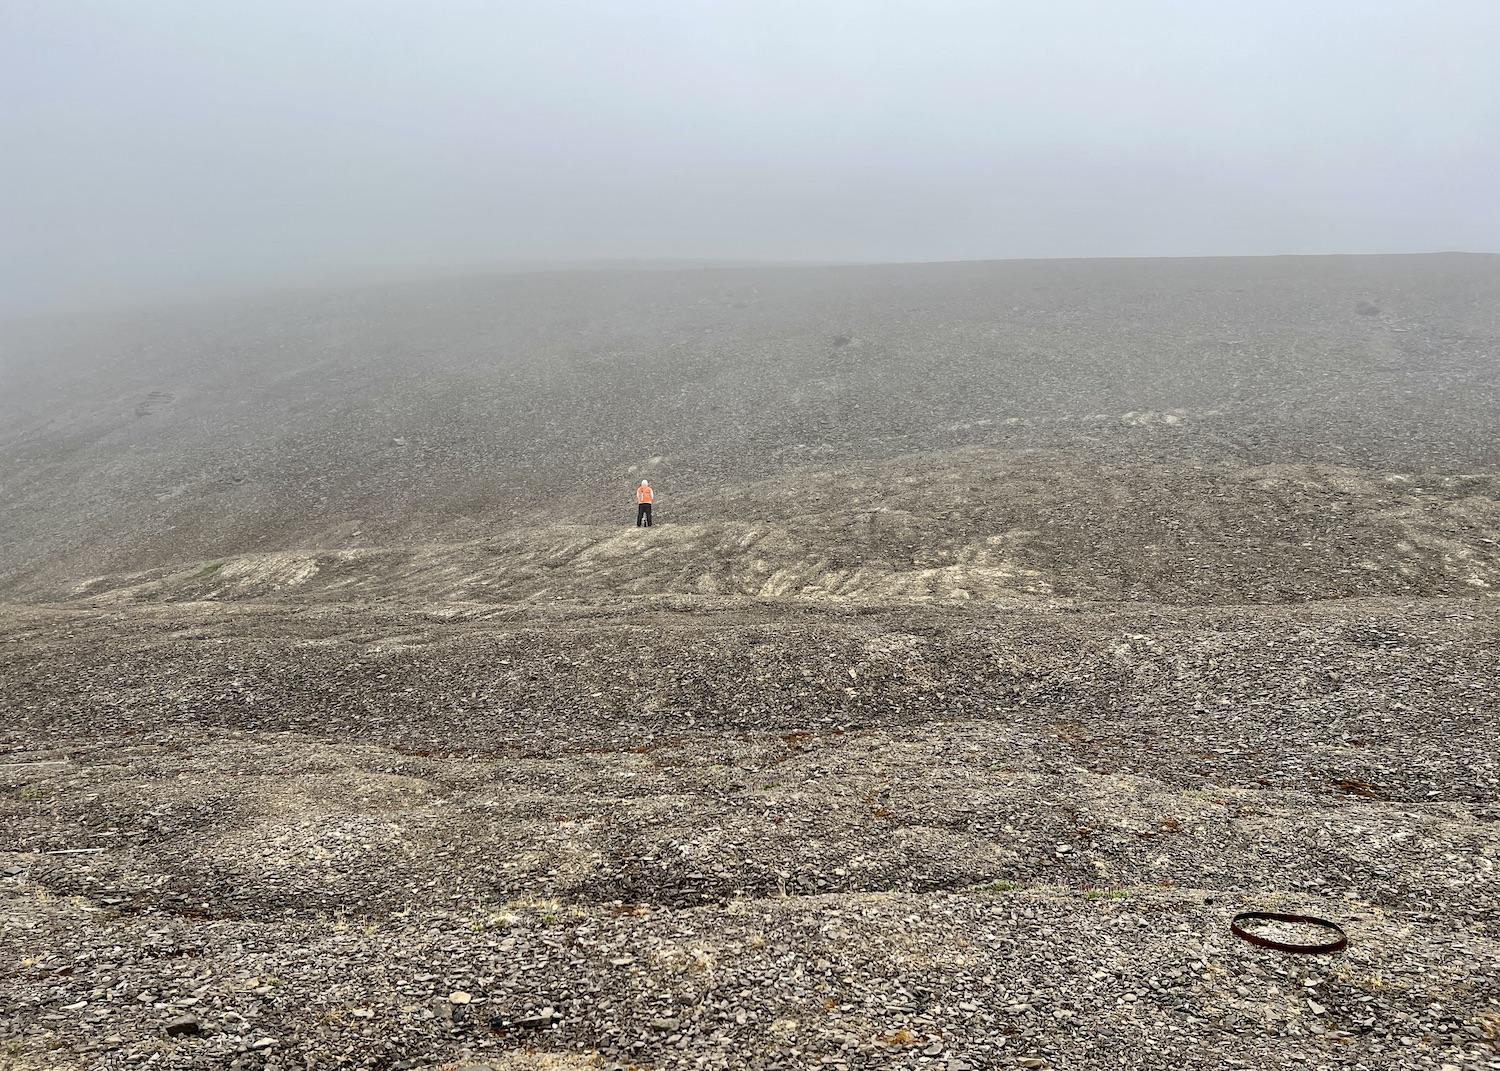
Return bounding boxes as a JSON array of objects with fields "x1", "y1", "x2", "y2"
[{"x1": 1231, "y1": 910, "x2": 1347, "y2": 954}]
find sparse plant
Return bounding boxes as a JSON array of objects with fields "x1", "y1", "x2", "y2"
[{"x1": 1475, "y1": 1010, "x2": 1500, "y2": 1043}]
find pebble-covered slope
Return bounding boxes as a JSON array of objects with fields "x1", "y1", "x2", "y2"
[
  {"x1": 3, "y1": 254, "x2": 1498, "y2": 591},
  {"x1": 1, "y1": 597, "x2": 1496, "y2": 1070},
  {"x1": 1, "y1": 255, "x2": 1497, "y2": 1071},
  {"x1": 47, "y1": 453, "x2": 1500, "y2": 606}
]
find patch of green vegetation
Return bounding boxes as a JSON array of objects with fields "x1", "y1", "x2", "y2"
[
  {"x1": 193, "y1": 560, "x2": 225, "y2": 579},
  {"x1": 973, "y1": 879, "x2": 1021, "y2": 893},
  {"x1": 18, "y1": 783, "x2": 53, "y2": 801}
]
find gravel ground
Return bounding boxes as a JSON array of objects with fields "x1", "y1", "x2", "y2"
[
  {"x1": 2, "y1": 596, "x2": 1496, "y2": 1070},
  {"x1": 1, "y1": 258, "x2": 1497, "y2": 1069},
  {"x1": 4, "y1": 254, "x2": 1498, "y2": 592}
]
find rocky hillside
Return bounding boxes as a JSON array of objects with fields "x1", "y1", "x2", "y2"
[
  {"x1": 2, "y1": 254, "x2": 1497, "y2": 594},
  {"x1": 53, "y1": 452, "x2": 1500, "y2": 607},
  {"x1": 2, "y1": 256, "x2": 1497, "y2": 1071}
]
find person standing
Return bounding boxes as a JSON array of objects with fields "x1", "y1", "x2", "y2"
[{"x1": 635, "y1": 480, "x2": 655, "y2": 527}]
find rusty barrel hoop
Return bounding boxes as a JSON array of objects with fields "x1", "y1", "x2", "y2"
[{"x1": 1231, "y1": 910, "x2": 1347, "y2": 954}]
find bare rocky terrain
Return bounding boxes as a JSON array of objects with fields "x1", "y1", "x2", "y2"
[{"x1": 1, "y1": 255, "x2": 1497, "y2": 1071}]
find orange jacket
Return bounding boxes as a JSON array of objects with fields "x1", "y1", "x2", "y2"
[{"x1": 636, "y1": 484, "x2": 654, "y2": 504}]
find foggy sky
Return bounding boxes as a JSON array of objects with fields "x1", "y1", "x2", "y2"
[{"x1": 3, "y1": 0, "x2": 1498, "y2": 315}]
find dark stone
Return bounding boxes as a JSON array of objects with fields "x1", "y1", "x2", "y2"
[
  {"x1": 165, "y1": 1014, "x2": 201, "y2": 1038},
  {"x1": 498, "y1": 1007, "x2": 558, "y2": 1030}
]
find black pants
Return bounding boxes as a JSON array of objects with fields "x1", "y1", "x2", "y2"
[{"x1": 636, "y1": 503, "x2": 653, "y2": 527}]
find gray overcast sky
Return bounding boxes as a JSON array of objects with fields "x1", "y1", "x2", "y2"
[{"x1": 3, "y1": 0, "x2": 1498, "y2": 314}]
